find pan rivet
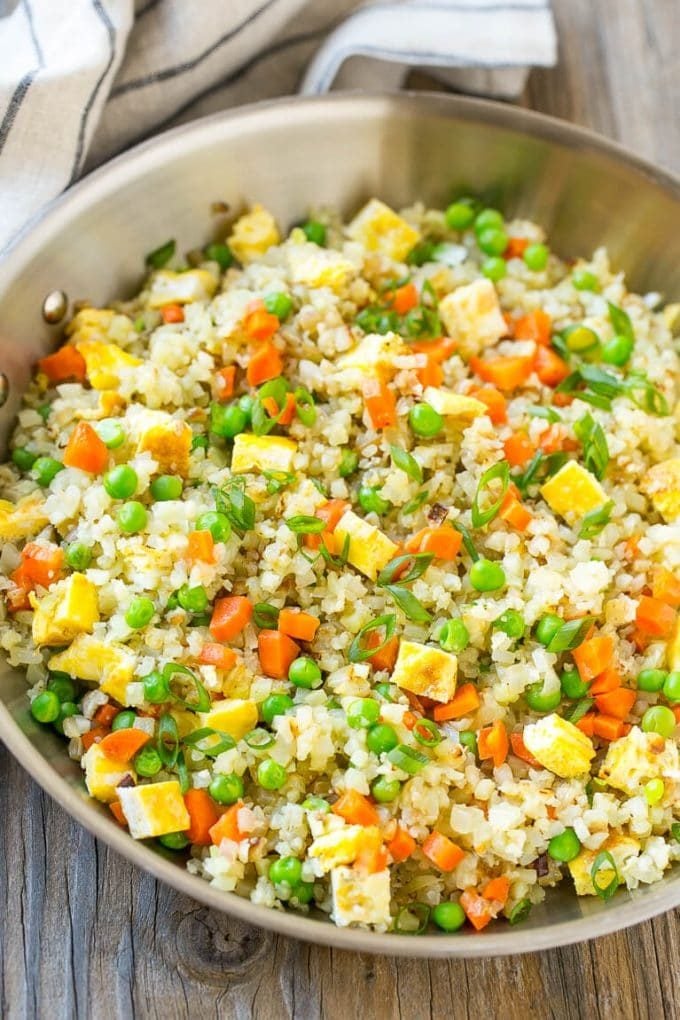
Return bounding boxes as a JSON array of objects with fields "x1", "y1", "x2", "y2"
[
  {"x1": 42, "y1": 290, "x2": 68, "y2": 324},
  {"x1": 0, "y1": 373, "x2": 8, "y2": 409}
]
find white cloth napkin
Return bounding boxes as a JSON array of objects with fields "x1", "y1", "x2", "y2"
[{"x1": 0, "y1": 0, "x2": 556, "y2": 253}]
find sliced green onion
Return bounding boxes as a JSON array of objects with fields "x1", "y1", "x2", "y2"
[
  {"x1": 564, "y1": 698, "x2": 594, "y2": 725},
  {"x1": 390, "y1": 445, "x2": 423, "y2": 483},
  {"x1": 452, "y1": 520, "x2": 479, "y2": 561},
  {"x1": 527, "y1": 405, "x2": 561, "y2": 423},
  {"x1": 578, "y1": 500, "x2": 614, "y2": 540},
  {"x1": 244, "y1": 728, "x2": 276, "y2": 749},
  {"x1": 607, "y1": 301, "x2": 634, "y2": 340},
  {"x1": 590, "y1": 850, "x2": 620, "y2": 901},
  {"x1": 413, "y1": 718, "x2": 442, "y2": 747},
  {"x1": 471, "y1": 460, "x2": 510, "y2": 528},
  {"x1": 285, "y1": 515, "x2": 326, "y2": 534},
  {"x1": 162, "y1": 662, "x2": 211, "y2": 713},
  {"x1": 348, "y1": 614, "x2": 397, "y2": 664},
  {"x1": 671, "y1": 823, "x2": 680, "y2": 842},
  {"x1": 387, "y1": 744, "x2": 429, "y2": 774},
  {"x1": 157, "y1": 712, "x2": 179, "y2": 767},
  {"x1": 182, "y1": 727, "x2": 236, "y2": 757},
  {"x1": 263, "y1": 470, "x2": 296, "y2": 495},
  {"x1": 294, "y1": 387, "x2": 317, "y2": 427},
  {"x1": 145, "y1": 238, "x2": 175, "y2": 269},
  {"x1": 402, "y1": 489, "x2": 429, "y2": 515},
  {"x1": 378, "y1": 552, "x2": 433, "y2": 586},
  {"x1": 547, "y1": 617, "x2": 595, "y2": 653},
  {"x1": 253, "y1": 602, "x2": 280, "y2": 628},
  {"x1": 251, "y1": 396, "x2": 283, "y2": 436},
  {"x1": 393, "y1": 903, "x2": 431, "y2": 935},
  {"x1": 574, "y1": 413, "x2": 609, "y2": 480},
  {"x1": 176, "y1": 750, "x2": 190, "y2": 794},
  {"x1": 214, "y1": 477, "x2": 256, "y2": 533},
  {"x1": 508, "y1": 899, "x2": 532, "y2": 925},
  {"x1": 381, "y1": 585, "x2": 432, "y2": 624}
]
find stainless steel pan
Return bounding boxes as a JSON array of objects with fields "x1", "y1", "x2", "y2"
[{"x1": 1, "y1": 93, "x2": 679, "y2": 957}]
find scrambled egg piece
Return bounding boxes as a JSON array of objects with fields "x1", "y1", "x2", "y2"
[
  {"x1": 568, "y1": 835, "x2": 640, "y2": 896},
  {"x1": 83, "y1": 744, "x2": 135, "y2": 803},
  {"x1": 48, "y1": 635, "x2": 136, "y2": 705},
  {"x1": 523, "y1": 714, "x2": 595, "y2": 778},
  {"x1": 31, "y1": 573, "x2": 99, "y2": 647},
  {"x1": 231, "y1": 434, "x2": 297, "y2": 475},
  {"x1": 438, "y1": 279, "x2": 506, "y2": 357},
  {"x1": 199, "y1": 699, "x2": 258, "y2": 741},
  {"x1": 309, "y1": 825, "x2": 376, "y2": 872},
  {"x1": 422, "y1": 386, "x2": 487, "y2": 419},
  {"x1": 138, "y1": 419, "x2": 192, "y2": 476},
  {"x1": 641, "y1": 458, "x2": 680, "y2": 522},
  {"x1": 286, "y1": 242, "x2": 356, "y2": 291},
  {"x1": 147, "y1": 269, "x2": 218, "y2": 309},
  {"x1": 75, "y1": 339, "x2": 142, "y2": 390},
  {"x1": 330, "y1": 866, "x2": 391, "y2": 928},
  {"x1": 118, "y1": 780, "x2": 191, "y2": 839},
  {"x1": 336, "y1": 332, "x2": 408, "y2": 383},
  {"x1": 540, "y1": 461, "x2": 608, "y2": 522},
  {"x1": 334, "y1": 509, "x2": 399, "y2": 581},
  {"x1": 667, "y1": 616, "x2": 680, "y2": 672},
  {"x1": 392, "y1": 639, "x2": 458, "y2": 703},
  {"x1": 227, "y1": 204, "x2": 280, "y2": 264},
  {"x1": 599, "y1": 726, "x2": 678, "y2": 798},
  {"x1": 346, "y1": 199, "x2": 421, "y2": 262},
  {"x1": 0, "y1": 493, "x2": 49, "y2": 541},
  {"x1": 66, "y1": 307, "x2": 116, "y2": 343}
]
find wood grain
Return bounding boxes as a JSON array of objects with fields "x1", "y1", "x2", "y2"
[{"x1": 1, "y1": 1, "x2": 678, "y2": 1017}]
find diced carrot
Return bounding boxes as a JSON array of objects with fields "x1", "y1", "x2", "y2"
[
  {"x1": 81, "y1": 726, "x2": 107, "y2": 751},
  {"x1": 510, "y1": 731, "x2": 540, "y2": 767},
  {"x1": 572, "y1": 634, "x2": 614, "y2": 683},
  {"x1": 594, "y1": 688, "x2": 637, "y2": 720},
  {"x1": 482, "y1": 876, "x2": 510, "y2": 905},
  {"x1": 261, "y1": 396, "x2": 279, "y2": 418},
  {"x1": 37, "y1": 344, "x2": 87, "y2": 384},
  {"x1": 460, "y1": 890, "x2": 494, "y2": 931},
  {"x1": 592, "y1": 714, "x2": 627, "y2": 742},
  {"x1": 246, "y1": 341, "x2": 283, "y2": 387},
  {"x1": 514, "y1": 309, "x2": 552, "y2": 345},
  {"x1": 99, "y1": 728, "x2": 150, "y2": 763},
  {"x1": 552, "y1": 391, "x2": 574, "y2": 408},
  {"x1": 184, "y1": 788, "x2": 220, "y2": 846},
  {"x1": 354, "y1": 827, "x2": 388, "y2": 874},
  {"x1": 410, "y1": 336, "x2": 457, "y2": 362},
  {"x1": 469, "y1": 354, "x2": 534, "y2": 391},
  {"x1": 209, "y1": 801, "x2": 244, "y2": 844},
  {"x1": 433, "y1": 683, "x2": 480, "y2": 722},
  {"x1": 403, "y1": 711, "x2": 419, "y2": 731},
  {"x1": 469, "y1": 386, "x2": 507, "y2": 424},
  {"x1": 534, "y1": 345, "x2": 570, "y2": 386},
  {"x1": 186, "y1": 530, "x2": 215, "y2": 563},
  {"x1": 19, "y1": 542, "x2": 64, "y2": 589},
  {"x1": 243, "y1": 305, "x2": 279, "y2": 342},
  {"x1": 505, "y1": 237, "x2": 529, "y2": 259},
  {"x1": 673, "y1": 706, "x2": 680, "y2": 725},
  {"x1": 631, "y1": 628, "x2": 650, "y2": 653},
  {"x1": 161, "y1": 303, "x2": 184, "y2": 324},
  {"x1": 417, "y1": 356, "x2": 444, "y2": 389},
  {"x1": 363, "y1": 378, "x2": 397, "y2": 429},
  {"x1": 392, "y1": 282, "x2": 419, "y2": 315},
  {"x1": 405, "y1": 525, "x2": 462, "y2": 560},
  {"x1": 366, "y1": 632, "x2": 400, "y2": 672},
  {"x1": 109, "y1": 801, "x2": 127, "y2": 827},
  {"x1": 498, "y1": 490, "x2": 532, "y2": 531},
  {"x1": 503, "y1": 432, "x2": 536, "y2": 468},
  {"x1": 94, "y1": 704, "x2": 119, "y2": 727},
  {"x1": 477, "y1": 719, "x2": 509, "y2": 768},
  {"x1": 209, "y1": 595, "x2": 253, "y2": 642},
  {"x1": 215, "y1": 365, "x2": 236, "y2": 401},
  {"x1": 589, "y1": 666, "x2": 621, "y2": 696},
  {"x1": 576, "y1": 713, "x2": 596, "y2": 736},
  {"x1": 277, "y1": 392, "x2": 297, "y2": 426},
  {"x1": 332, "y1": 789, "x2": 379, "y2": 827},
  {"x1": 421, "y1": 831, "x2": 465, "y2": 872},
  {"x1": 652, "y1": 567, "x2": 680, "y2": 607},
  {"x1": 198, "y1": 643, "x2": 238, "y2": 671},
  {"x1": 635, "y1": 595, "x2": 677, "y2": 638},
  {"x1": 623, "y1": 534, "x2": 641, "y2": 562},
  {"x1": 278, "y1": 607, "x2": 320, "y2": 642},
  {"x1": 258, "y1": 629, "x2": 300, "y2": 679},
  {"x1": 387, "y1": 826, "x2": 416, "y2": 863},
  {"x1": 316, "y1": 499, "x2": 350, "y2": 531},
  {"x1": 63, "y1": 421, "x2": 109, "y2": 474}
]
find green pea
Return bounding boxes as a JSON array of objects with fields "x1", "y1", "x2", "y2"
[
  {"x1": 269, "y1": 856, "x2": 302, "y2": 887},
  {"x1": 641, "y1": 705, "x2": 676, "y2": 738},
  {"x1": 371, "y1": 776, "x2": 401, "y2": 802},
  {"x1": 257, "y1": 759, "x2": 287, "y2": 790},
  {"x1": 291, "y1": 881, "x2": 315, "y2": 904},
  {"x1": 494, "y1": 609, "x2": 525, "y2": 640},
  {"x1": 159, "y1": 832, "x2": 190, "y2": 850},
  {"x1": 525, "y1": 682, "x2": 561, "y2": 713},
  {"x1": 37, "y1": 404, "x2": 51, "y2": 421},
  {"x1": 366, "y1": 723, "x2": 399, "y2": 755},
  {"x1": 469, "y1": 558, "x2": 506, "y2": 592},
  {"x1": 432, "y1": 900, "x2": 466, "y2": 932},
  {"x1": 31, "y1": 690, "x2": 61, "y2": 724},
  {"x1": 263, "y1": 291, "x2": 293, "y2": 320},
  {"x1": 560, "y1": 669, "x2": 589, "y2": 699},
  {"x1": 135, "y1": 746, "x2": 163, "y2": 777},
  {"x1": 459, "y1": 730, "x2": 477, "y2": 756},
  {"x1": 477, "y1": 227, "x2": 508, "y2": 257},
  {"x1": 261, "y1": 694, "x2": 294, "y2": 726},
  {"x1": 32, "y1": 456, "x2": 64, "y2": 487},
  {"x1": 191, "y1": 434, "x2": 209, "y2": 451},
  {"x1": 523, "y1": 243, "x2": 549, "y2": 271},
  {"x1": 54, "y1": 701, "x2": 78, "y2": 735},
  {"x1": 644, "y1": 778, "x2": 665, "y2": 805},
  {"x1": 125, "y1": 596, "x2": 155, "y2": 629},
  {"x1": 572, "y1": 269, "x2": 599, "y2": 292},
  {"x1": 150, "y1": 474, "x2": 183, "y2": 501},
  {"x1": 637, "y1": 668, "x2": 668, "y2": 693},
  {"x1": 111, "y1": 710, "x2": 136, "y2": 731},
  {"x1": 358, "y1": 485, "x2": 391, "y2": 516},
  {"x1": 445, "y1": 199, "x2": 476, "y2": 231},
  {"x1": 409, "y1": 402, "x2": 443, "y2": 438},
  {"x1": 547, "y1": 827, "x2": 581, "y2": 862},
  {"x1": 65, "y1": 541, "x2": 92, "y2": 571},
  {"x1": 563, "y1": 324, "x2": 600, "y2": 354},
  {"x1": 535, "y1": 613, "x2": 563, "y2": 646},
  {"x1": 11, "y1": 447, "x2": 37, "y2": 471},
  {"x1": 601, "y1": 334, "x2": 634, "y2": 366},
  {"x1": 47, "y1": 673, "x2": 76, "y2": 703},
  {"x1": 103, "y1": 464, "x2": 138, "y2": 499},
  {"x1": 209, "y1": 773, "x2": 244, "y2": 805},
  {"x1": 96, "y1": 419, "x2": 126, "y2": 449},
  {"x1": 439, "y1": 618, "x2": 470, "y2": 653},
  {"x1": 117, "y1": 501, "x2": 147, "y2": 534},
  {"x1": 288, "y1": 656, "x2": 322, "y2": 690},
  {"x1": 339, "y1": 448, "x2": 359, "y2": 478},
  {"x1": 301, "y1": 220, "x2": 326, "y2": 246},
  {"x1": 481, "y1": 256, "x2": 506, "y2": 282},
  {"x1": 195, "y1": 511, "x2": 232, "y2": 543},
  {"x1": 143, "y1": 670, "x2": 170, "y2": 703},
  {"x1": 177, "y1": 584, "x2": 208, "y2": 614},
  {"x1": 474, "y1": 208, "x2": 504, "y2": 233},
  {"x1": 210, "y1": 401, "x2": 247, "y2": 439},
  {"x1": 663, "y1": 671, "x2": 680, "y2": 704},
  {"x1": 302, "y1": 796, "x2": 329, "y2": 812},
  {"x1": 346, "y1": 698, "x2": 380, "y2": 729},
  {"x1": 204, "y1": 242, "x2": 233, "y2": 270}
]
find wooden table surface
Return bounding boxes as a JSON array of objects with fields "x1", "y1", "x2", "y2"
[{"x1": 1, "y1": 1, "x2": 678, "y2": 1017}]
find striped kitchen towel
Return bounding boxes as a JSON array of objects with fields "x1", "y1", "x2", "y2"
[{"x1": 0, "y1": 0, "x2": 556, "y2": 252}]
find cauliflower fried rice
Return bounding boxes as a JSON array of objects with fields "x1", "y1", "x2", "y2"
[{"x1": 1, "y1": 196, "x2": 680, "y2": 934}]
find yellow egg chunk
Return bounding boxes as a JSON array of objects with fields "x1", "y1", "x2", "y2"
[
  {"x1": 422, "y1": 386, "x2": 487, "y2": 419},
  {"x1": 599, "y1": 726, "x2": 678, "y2": 798},
  {"x1": 75, "y1": 339, "x2": 142, "y2": 390},
  {"x1": 667, "y1": 615, "x2": 680, "y2": 672},
  {"x1": 48, "y1": 635, "x2": 136, "y2": 705},
  {"x1": 228, "y1": 204, "x2": 280, "y2": 264},
  {"x1": 66, "y1": 307, "x2": 116, "y2": 343},
  {"x1": 138, "y1": 419, "x2": 192, "y2": 476},
  {"x1": 336, "y1": 332, "x2": 408, "y2": 383},
  {"x1": 199, "y1": 699, "x2": 258, "y2": 741},
  {"x1": 83, "y1": 744, "x2": 135, "y2": 803},
  {"x1": 309, "y1": 825, "x2": 376, "y2": 873},
  {"x1": 438, "y1": 279, "x2": 506, "y2": 357},
  {"x1": 147, "y1": 269, "x2": 217, "y2": 309},
  {"x1": 346, "y1": 199, "x2": 421, "y2": 262},
  {"x1": 286, "y1": 243, "x2": 356, "y2": 291},
  {"x1": 540, "y1": 461, "x2": 608, "y2": 522},
  {"x1": 568, "y1": 835, "x2": 640, "y2": 896},
  {"x1": 0, "y1": 493, "x2": 49, "y2": 541},
  {"x1": 334, "y1": 510, "x2": 399, "y2": 581},
  {"x1": 523, "y1": 714, "x2": 595, "y2": 778},
  {"x1": 231, "y1": 434, "x2": 297, "y2": 475},
  {"x1": 118, "y1": 781, "x2": 191, "y2": 839},
  {"x1": 31, "y1": 573, "x2": 99, "y2": 647},
  {"x1": 391, "y1": 639, "x2": 458, "y2": 703},
  {"x1": 641, "y1": 458, "x2": 680, "y2": 522},
  {"x1": 330, "y1": 867, "x2": 391, "y2": 928}
]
